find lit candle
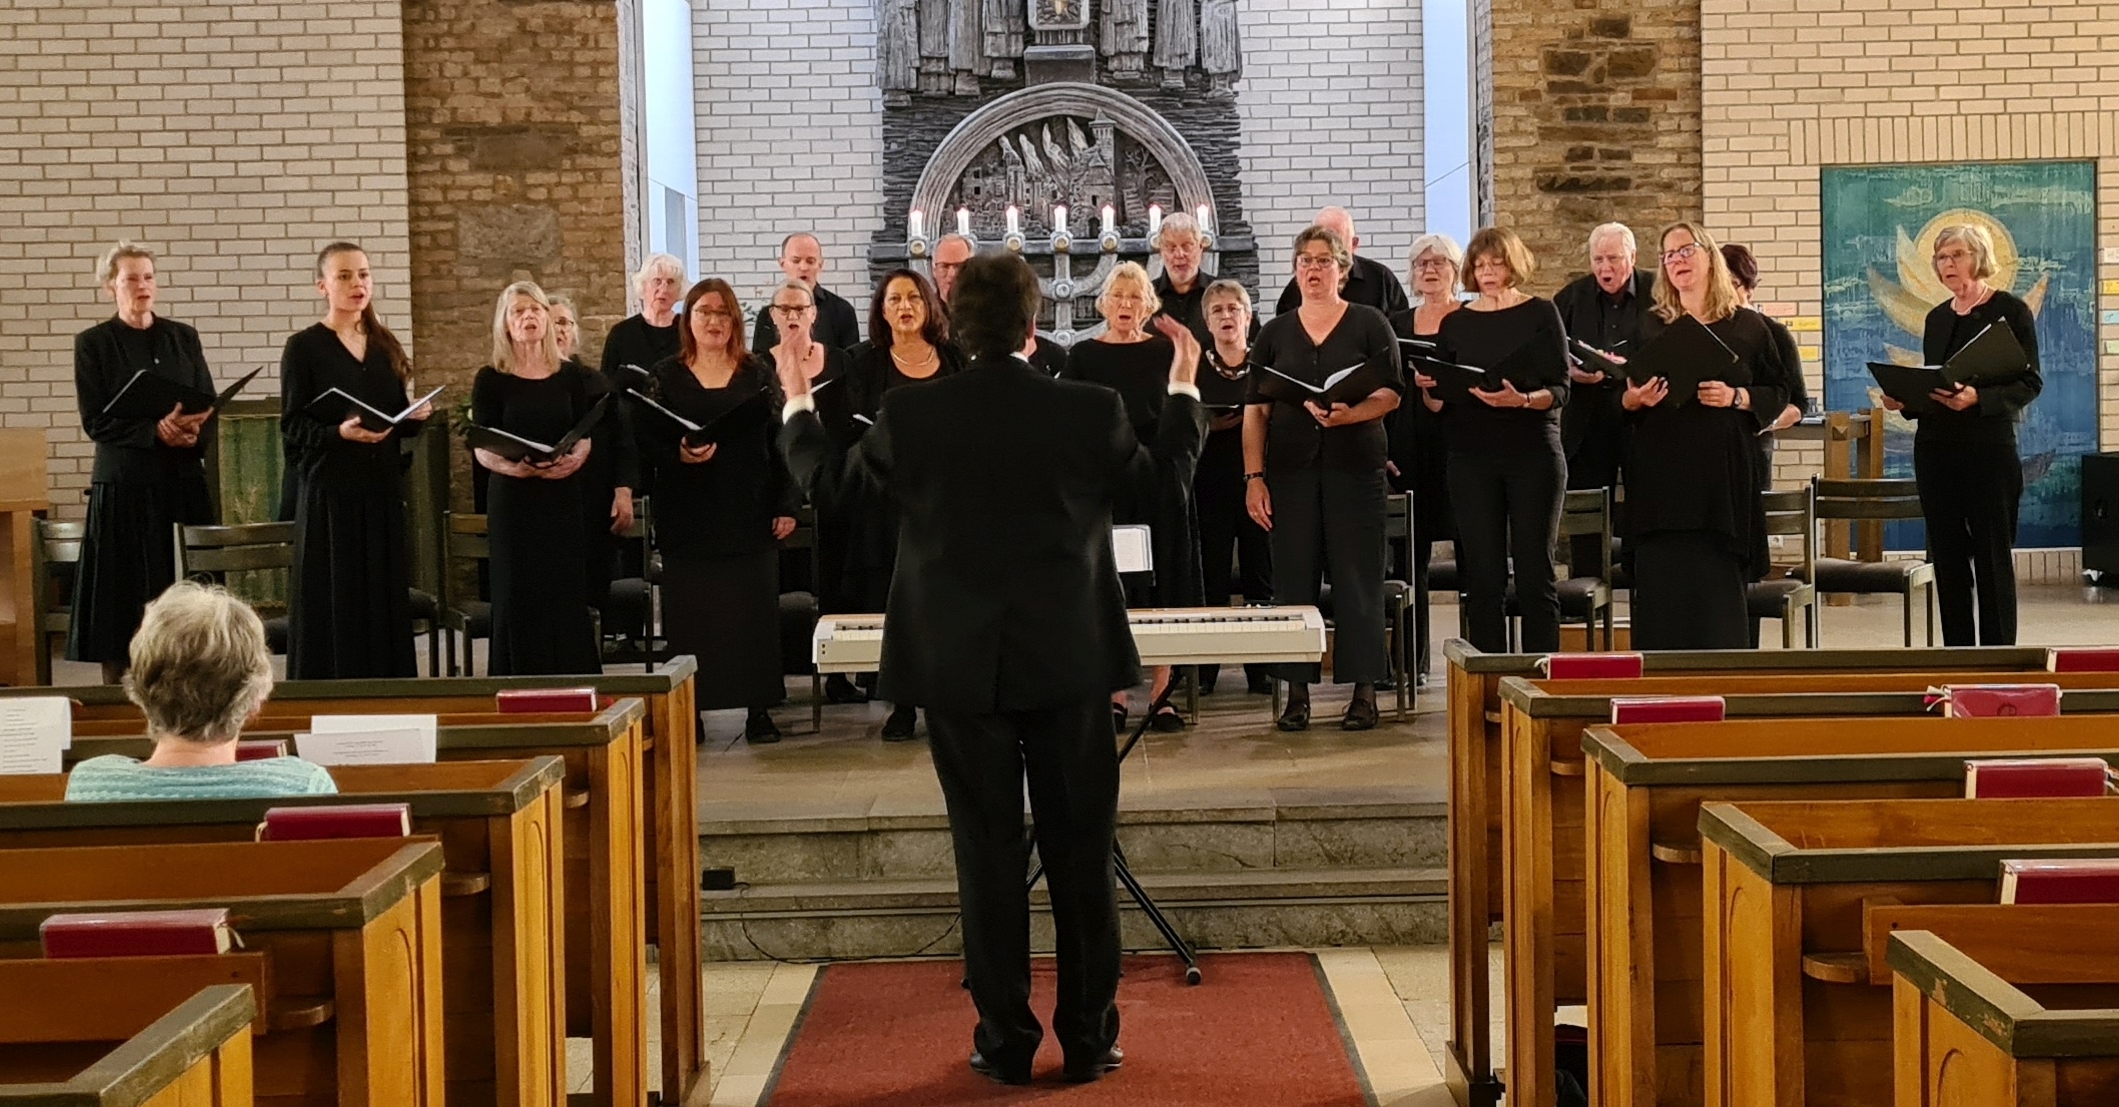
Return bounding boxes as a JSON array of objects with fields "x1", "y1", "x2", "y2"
[
  {"x1": 908, "y1": 209, "x2": 924, "y2": 239},
  {"x1": 1147, "y1": 204, "x2": 1162, "y2": 236},
  {"x1": 1101, "y1": 204, "x2": 1116, "y2": 236},
  {"x1": 1053, "y1": 205, "x2": 1068, "y2": 235},
  {"x1": 956, "y1": 208, "x2": 971, "y2": 236},
  {"x1": 1197, "y1": 205, "x2": 1212, "y2": 235},
  {"x1": 1006, "y1": 205, "x2": 1020, "y2": 236}
]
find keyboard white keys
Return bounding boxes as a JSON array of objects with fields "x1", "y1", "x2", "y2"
[{"x1": 812, "y1": 607, "x2": 1327, "y2": 673}]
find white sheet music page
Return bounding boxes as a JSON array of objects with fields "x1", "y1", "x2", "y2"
[
  {"x1": 0, "y1": 696, "x2": 69, "y2": 775},
  {"x1": 1112, "y1": 525, "x2": 1154, "y2": 573}
]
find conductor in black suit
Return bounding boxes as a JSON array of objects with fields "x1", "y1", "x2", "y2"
[{"x1": 777, "y1": 252, "x2": 1209, "y2": 1085}]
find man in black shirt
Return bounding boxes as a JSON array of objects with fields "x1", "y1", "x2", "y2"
[
  {"x1": 1154, "y1": 211, "x2": 1258, "y2": 343},
  {"x1": 752, "y1": 232, "x2": 863, "y2": 352},
  {"x1": 1273, "y1": 206, "x2": 1410, "y2": 317},
  {"x1": 1551, "y1": 222, "x2": 1656, "y2": 572}
]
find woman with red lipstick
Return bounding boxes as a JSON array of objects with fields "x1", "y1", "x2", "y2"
[
  {"x1": 280, "y1": 241, "x2": 432, "y2": 678},
  {"x1": 1620, "y1": 222, "x2": 1789, "y2": 650}
]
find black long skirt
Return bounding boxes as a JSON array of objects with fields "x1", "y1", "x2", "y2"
[
  {"x1": 662, "y1": 550, "x2": 782, "y2": 710},
  {"x1": 1630, "y1": 530, "x2": 1748, "y2": 651},
  {"x1": 67, "y1": 475, "x2": 215, "y2": 663},
  {"x1": 489, "y1": 472, "x2": 598, "y2": 675},
  {"x1": 287, "y1": 480, "x2": 415, "y2": 679}
]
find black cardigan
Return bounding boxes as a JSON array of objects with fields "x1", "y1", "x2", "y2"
[{"x1": 73, "y1": 316, "x2": 214, "y2": 484}]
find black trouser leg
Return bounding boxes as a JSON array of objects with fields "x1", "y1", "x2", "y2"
[
  {"x1": 1197, "y1": 468, "x2": 1274, "y2": 687},
  {"x1": 1449, "y1": 449, "x2": 1565, "y2": 653},
  {"x1": 1448, "y1": 454, "x2": 1512, "y2": 653},
  {"x1": 1916, "y1": 439, "x2": 2023, "y2": 646},
  {"x1": 1507, "y1": 449, "x2": 1567, "y2": 652},
  {"x1": 1320, "y1": 467, "x2": 1391, "y2": 684},
  {"x1": 1266, "y1": 468, "x2": 1327, "y2": 685},
  {"x1": 1016, "y1": 699, "x2": 1123, "y2": 1066},
  {"x1": 1236, "y1": 502, "x2": 1275, "y2": 685}
]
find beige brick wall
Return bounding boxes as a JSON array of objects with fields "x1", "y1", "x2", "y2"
[
  {"x1": 0, "y1": 0, "x2": 412, "y2": 515},
  {"x1": 1698, "y1": 0, "x2": 2119, "y2": 496}
]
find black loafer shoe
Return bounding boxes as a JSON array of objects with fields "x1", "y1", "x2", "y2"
[
  {"x1": 969, "y1": 1051, "x2": 1032, "y2": 1086},
  {"x1": 1276, "y1": 701, "x2": 1310, "y2": 732},
  {"x1": 1342, "y1": 698, "x2": 1379, "y2": 731},
  {"x1": 881, "y1": 705, "x2": 918, "y2": 742},
  {"x1": 823, "y1": 674, "x2": 870, "y2": 704},
  {"x1": 1150, "y1": 704, "x2": 1185, "y2": 732},
  {"x1": 744, "y1": 710, "x2": 781, "y2": 744},
  {"x1": 1063, "y1": 1046, "x2": 1124, "y2": 1083}
]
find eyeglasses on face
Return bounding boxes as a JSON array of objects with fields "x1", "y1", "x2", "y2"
[
  {"x1": 1294, "y1": 254, "x2": 1339, "y2": 270},
  {"x1": 695, "y1": 308, "x2": 735, "y2": 321},
  {"x1": 769, "y1": 303, "x2": 814, "y2": 315},
  {"x1": 1413, "y1": 257, "x2": 1453, "y2": 271},
  {"x1": 1661, "y1": 244, "x2": 1702, "y2": 263}
]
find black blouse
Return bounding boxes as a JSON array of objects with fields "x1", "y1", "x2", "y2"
[
  {"x1": 1431, "y1": 298, "x2": 1571, "y2": 454},
  {"x1": 470, "y1": 362, "x2": 628, "y2": 481},
  {"x1": 1064, "y1": 336, "x2": 1175, "y2": 441},
  {"x1": 1246, "y1": 303, "x2": 1404, "y2": 474},
  {"x1": 278, "y1": 323, "x2": 424, "y2": 490},
  {"x1": 847, "y1": 340, "x2": 963, "y2": 429},
  {"x1": 598, "y1": 314, "x2": 681, "y2": 379},
  {"x1": 73, "y1": 316, "x2": 215, "y2": 484},
  {"x1": 639, "y1": 356, "x2": 795, "y2": 559},
  {"x1": 1911, "y1": 289, "x2": 2042, "y2": 445}
]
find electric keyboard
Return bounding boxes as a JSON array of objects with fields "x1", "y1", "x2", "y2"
[{"x1": 811, "y1": 606, "x2": 1328, "y2": 673}]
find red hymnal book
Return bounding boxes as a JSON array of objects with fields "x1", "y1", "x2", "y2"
[
  {"x1": 41, "y1": 908, "x2": 236, "y2": 958},
  {"x1": 2050, "y1": 648, "x2": 2119, "y2": 674},
  {"x1": 1545, "y1": 653, "x2": 1644, "y2": 680},
  {"x1": 495, "y1": 688, "x2": 599, "y2": 713},
  {"x1": 2001, "y1": 858, "x2": 2119, "y2": 904},
  {"x1": 1965, "y1": 758, "x2": 2112, "y2": 799},
  {"x1": 234, "y1": 739, "x2": 288, "y2": 761},
  {"x1": 1609, "y1": 696, "x2": 1726, "y2": 725},
  {"x1": 1943, "y1": 684, "x2": 2062, "y2": 718},
  {"x1": 257, "y1": 803, "x2": 412, "y2": 842}
]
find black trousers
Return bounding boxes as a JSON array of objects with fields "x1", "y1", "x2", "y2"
[
  {"x1": 1564, "y1": 410, "x2": 1622, "y2": 580},
  {"x1": 1196, "y1": 466, "x2": 1273, "y2": 688},
  {"x1": 1915, "y1": 438, "x2": 2022, "y2": 646},
  {"x1": 926, "y1": 698, "x2": 1121, "y2": 1074},
  {"x1": 1631, "y1": 531, "x2": 1749, "y2": 650},
  {"x1": 1448, "y1": 447, "x2": 1566, "y2": 653},
  {"x1": 1266, "y1": 466, "x2": 1390, "y2": 685}
]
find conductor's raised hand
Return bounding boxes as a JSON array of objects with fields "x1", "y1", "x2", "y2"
[
  {"x1": 1151, "y1": 314, "x2": 1200, "y2": 388},
  {"x1": 1245, "y1": 477, "x2": 1273, "y2": 531},
  {"x1": 1622, "y1": 376, "x2": 1669, "y2": 412},
  {"x1": 678, "y1": 440, "x2": 718, "y2": 465},
  {"x1": 771, "y1": 341, "x2": 812, "y2": 403},
  {"x1": 338, "y1": 413, "x2": 391, "y2": 443}
]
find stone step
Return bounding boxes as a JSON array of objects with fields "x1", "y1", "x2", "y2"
[
  {"x1": 700, "y1": 795, "x2": 1446, "y2": 884},
  {"x1": 700, "y1": 866, "x2": 1447, "y2": 961}
]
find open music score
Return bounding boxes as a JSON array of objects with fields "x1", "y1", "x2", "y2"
[{"x1": 813, "y1": 606, "x2": 1329, "y2": 672}]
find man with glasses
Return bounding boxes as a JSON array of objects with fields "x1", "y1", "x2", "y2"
[
  {"x1": 1272, "y1": 206, "x2": 1410, "y2": 317},
  {"x1": 933, "y1": 232, "x2": 1067, "y2": 376},
  {"x1": 752, "y1": 232, "x2": 863, "y2": 353},
  {"x1": 1552, "y1": 222, "x2": 1656, "y2": 573}
]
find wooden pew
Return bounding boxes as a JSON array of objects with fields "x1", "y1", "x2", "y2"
[
  {"x1": 1698, "y1": 796, "x2": 2119, "y2": 1107},
  {"x1": 9, "y1": 661, "x2": 706, "y2": 1107},
  {"x1": 1580, "y1": 717, "x2": 2119, "y2": 1107},
  {"x1": 1495, "y1": 675, "x2": 2119, "y2": 1107},
  {"x1": 1438, "y1": 641, "x2": 2058, "y2": 1106},
  {"x1": 0, "y1": 838, "x2": 446, "y2": 1106},
  {"x1": 1889, "y1": 918, "x2": 2119, "y2": 1106},
  {"x1": 0, "y1": 758, "x2": 567, "y2": 1107},
  {"x1": 0, "y1": 970, "x2": 256, "y2": 1107},
  {"x1": 61, "y1": 701, "x2": 650, "y2": 1107}
]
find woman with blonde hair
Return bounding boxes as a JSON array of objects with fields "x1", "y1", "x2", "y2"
[
  {"x1": 471, "y1": 280, "x2": 620, "y2": 673},
  {"x1": 68, "y1": 241, "x2": 219, "y2": 684},
  {"x1": 1063, "y1": 260, "x2": 1200, "y2": 732},
  {"x1": 1618, "y1": 221, "x2": 1791, "y2": 649},
  {"x1": 1874, "y1": 223, "x2": 2042, "y2": 645}
]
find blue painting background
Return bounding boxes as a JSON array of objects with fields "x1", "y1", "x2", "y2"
[{"x1": 1820, "y1": 160, "x2": 2099, "y2": 549}]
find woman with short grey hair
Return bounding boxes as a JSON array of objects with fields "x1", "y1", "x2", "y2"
[{"x1": 1387, "y1": 233, "x2": 1464, "y2": 683}]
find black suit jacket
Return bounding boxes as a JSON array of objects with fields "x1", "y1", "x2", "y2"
[{"x1": 782, "y1": 354, "x2": 1208, "y2": 713}]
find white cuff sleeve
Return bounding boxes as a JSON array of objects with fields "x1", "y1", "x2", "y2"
[
  {"x1": 781, "y1": 394, "x2": 817, "y2": 422},
  {"x1": 1166, "y1": 382, "x2": 1201, "y2": 401}
]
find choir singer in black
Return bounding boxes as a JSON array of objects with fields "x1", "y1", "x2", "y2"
[
  {"x1": 1552, "y1": 223, "x2": 1654, "y2": 576},
  {"x1": 1620, "y1": 223, "x2": 1786, "y2": 650},
  {"x1": 776, "y1": 252, "x2": 1207, "y2": 1086},
  {"x1": 1386, "y1": 233, "x2": 1463, "y2": 683},
  {"x1": 1874, "y1": 223, "x2": 2041, "y2": 645},
  {"x1": 1245, "y1": 225, "x2": 1403, "y2": 731}
]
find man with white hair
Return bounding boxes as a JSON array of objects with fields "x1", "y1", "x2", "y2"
[
  {"x1": 1551, "y1": 222, "x2": 1656, "y2": 569},
  {"x1": 934, "y1": 232, "x2": 1068, "y2": 377},
  {"x1": 1272, "y1": 205, "x2": 1409, "y2": 316},
  {"x1": 753, "y1": 231, "x2": 863, "y2": 352}
]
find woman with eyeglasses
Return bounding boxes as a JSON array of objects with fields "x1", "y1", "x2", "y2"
[
  {"x1": 1065, "y1": 260, "x2": 1200, "y2": 733},
  {"x1": 1421, "y1": 226, "x2": 1569, "y2": 655},
  {"x1": 1386, "y1": 234, "x2": 1463, "y2": 683},
  {"x1": 642, "y1": 278, "x2": 799, "y2": 742},
  {"x1": 1192, "y1": 278, "x2": 1273, "y2": 697},
  {"x1": 1873, "y1": 223, "x2": 2041, "y2": 645},
  {"x1": 1619, "y1": 223, "x2": 1789, "y2": 650},
  {"x1": 1244, "y1": 227, "x2": 1403, "y2": 732}
]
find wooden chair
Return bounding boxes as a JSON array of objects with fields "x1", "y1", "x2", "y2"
[
  {"x1": 440, "y1": 511, "x2": 490, "y2": 675},
  {"x1": 1506, "y1": 487, "x2": 1615, "y2": 650},
  {"x1": 172, "y1": 521, "x2": 294, "y2": 654},
  {"x1": 1747, "y1": 486, "x2": 1818, "y2": 648},
  {"x1": 31, "y1": 518, "x2": 82, "y2": 684},
  {"x1": 1798, "y1": 476, "x2": 1936, "y2": 645}
]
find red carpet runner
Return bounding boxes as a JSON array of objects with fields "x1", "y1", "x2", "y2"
[{"x1": 763, "y1": 952, "x2": 1374, "y2": 1105}]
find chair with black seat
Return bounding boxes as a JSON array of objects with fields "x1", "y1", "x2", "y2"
[
  {"x1": 778, "y1": 504, "x2": 821, "y2": 733},
  {"x1": 1796, "y1": 476, "x2": 1935, "y2": 646},
  {"x1": 32, "y1": 519, "x2": 84, "y2": 683},
  {"x1": 601, "y1": 495, "x2": 657, "y2": 670},
  {"x1": 1505, "y1": 488, "x2": 1615, "y2": 651},
  {"x1": 171, "y1": 521, "x2": 295, "y2": 655},
  {"x1": 1747, "y1": 487, "x2": 1817, "y2": 648},
  {"x1": 439, "y1": 512, "x2": 491, "y2": 675},
  {"x1": 1379, "y1": 491, "x2": 1416, "y2": 717}
]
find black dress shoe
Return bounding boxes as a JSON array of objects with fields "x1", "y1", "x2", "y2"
[
  {"x1": 1063, "y1": 1045, "x2": 1124, "y2": 1083},
  {"x1": 881, "y1": 704, "x2": 918, "y2": 742},
  {"x1": 823, "y1": 674, "x2": 870, "y2": 704},
  {"x1": 1276, "y1": 700, "x2": 1310, "y2": 732},
  {"x1": 744, "y1": 710, "x2": 781, "y2": 744},
  {"x1": 1342, "y1": 697, "x2": 1379, "y2": 731},
  {"x1": 1150, "y1": 704, "x2": 1185, "y2": 732},
  {"x1": 969, "y1": 1050, "x2": 1031, "y2": 1085}
]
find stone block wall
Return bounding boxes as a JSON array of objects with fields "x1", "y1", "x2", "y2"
[
  {"x1": 0, "y1": 0, "x2": 412, "y2": 515},
  {"x1": 1479, "y1": 0, "x2": 1700, "y2": 292}
]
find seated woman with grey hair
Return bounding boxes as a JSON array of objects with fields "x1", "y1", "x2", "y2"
[{"x1": 66, "y1": 582, "x2": 336, "y2": 802}]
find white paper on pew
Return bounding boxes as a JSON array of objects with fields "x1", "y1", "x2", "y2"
[
  {"x1": 306, "y1": 713, "x2": 439, "y2": 763},
  {"x1": 1113, "y1": 525, "x2": 1153, "y2": 574},
  {"x1": 294, "y1": 727, "x2": 435, "y2": 766},
  {"x1": 0, "y1": 696, "x2": 69, "y2": 775}
]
